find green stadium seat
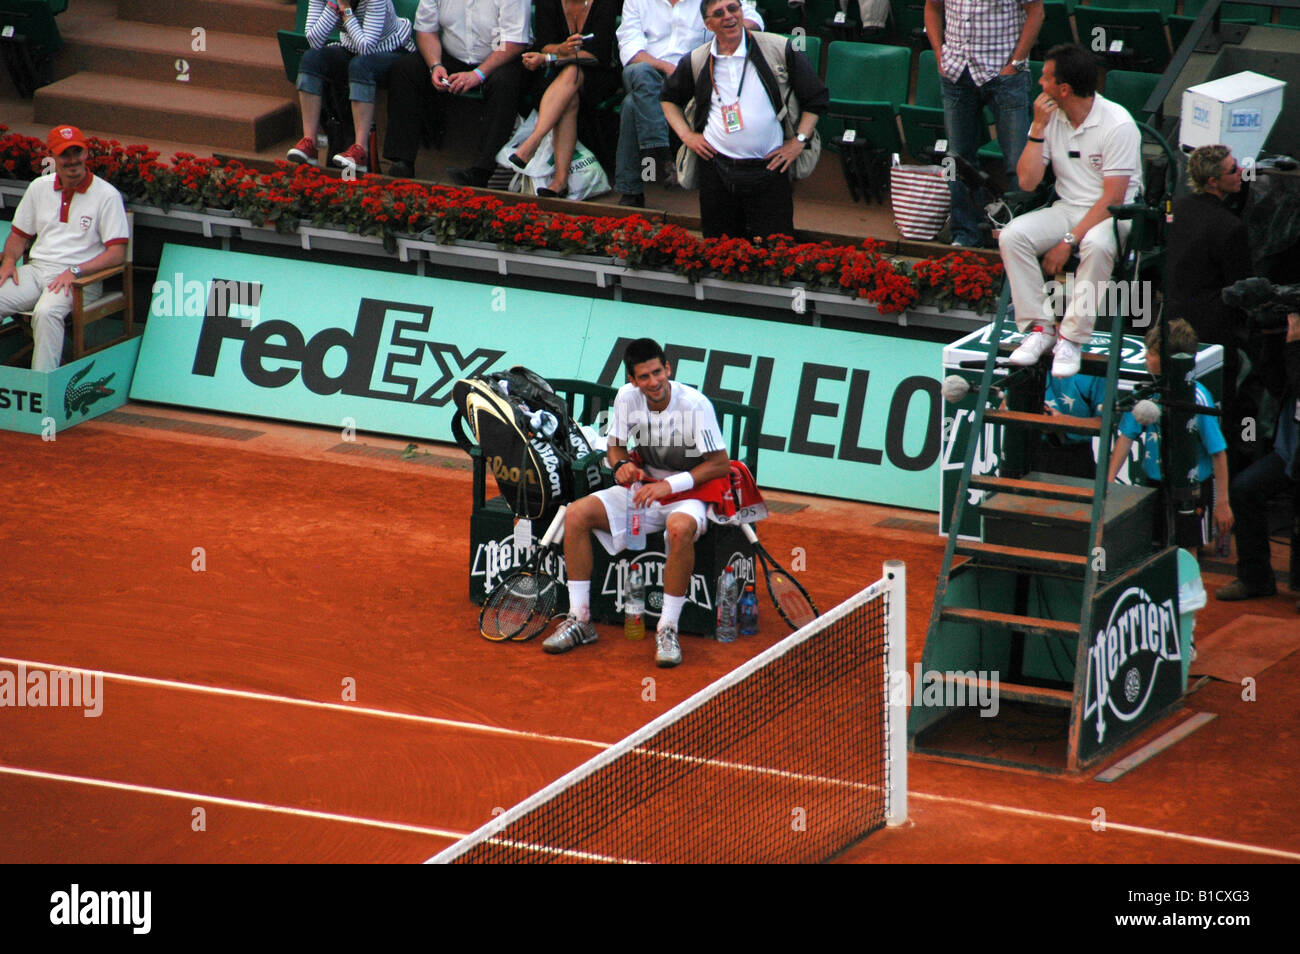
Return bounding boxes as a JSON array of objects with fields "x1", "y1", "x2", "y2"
[
  {"x1": 1281, "y1": 8, "x2": 1300, "y2": 28},
  {"x1": 1072, "y1": 7, "x2": 1172, "y2": 73},
  {"x1": 825, "y1": 42, "x2": 908, "y2": 200},
  {"x1": 0, "y1": 0, "x2": 64, "y2": 97},
  {"x1": 1080, "y1": 0, "x2": 1174, "y2": 17},
  {"x1": 1104, "y1": 68, "x2": 1160, "y2": 119},
  {"x1": 1033, "y1": 0, "x2": 1076, "y2": 59},
  {"x1": 782, "y1": 31, "x2": 823, "y2": 75},
  {"x1": 1181, "y1": 0, "x2": 1271, "y2": 24},
  {"x1": 889, "y1": 0, "x2": 928, "y2": 49},
  {"x1": 915, "y1": 48, "x2": 941, "y2": 108}
]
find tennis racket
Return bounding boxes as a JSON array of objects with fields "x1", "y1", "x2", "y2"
[
  {"x1": 479, "y1": 505, "x2": 567, "y2": 642},
  {"x1": 740, "y1": 522, "x2": 819, "y2": 630}
]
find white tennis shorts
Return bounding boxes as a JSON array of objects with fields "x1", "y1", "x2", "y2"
[{"x1": 591, "y1": 485, "x2": 708, "y2": 556}]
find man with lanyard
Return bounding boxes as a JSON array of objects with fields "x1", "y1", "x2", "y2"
[
  {"x1": 381, "y1": 0, "x2": 530, "y2": 184},
  {"x1": 1000, "y1": 43, "x2": 1141, "y2": 379},
  {"x1": 613, "y1": 0, "x2": 764, "y2": 208},
  {"x1": 0, "y1": 125, "x2": 129, "y2": 371},
  {"x1": 659, "y1": 0, "x2": 827, "y2": 239},
  {"x1": 543, "y1": 338, "x2": 730, "y2": 667},
  {"x1": 924, "y1": 0, "x2": 1042, "y2": 247}
]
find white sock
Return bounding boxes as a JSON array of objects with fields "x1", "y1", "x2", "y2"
[
  {"x1": 567, "y1": 580, "x2": 591, "y2": 622},
  {"x1": 659, "y1": 594, "x2": 685, "y2": 630}
]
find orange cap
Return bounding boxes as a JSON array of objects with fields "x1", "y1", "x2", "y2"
[{"x1": 47, "y1": 125, "x2": 89, "y2": 156}]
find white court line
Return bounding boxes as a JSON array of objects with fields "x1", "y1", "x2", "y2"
[
  {"x1": 908, "y1": 791, "x2": 1300, "y2": 861},
  {"x1": 0, "y1": 656, "x2": 609, "y2": 752},
  {"x1": 5, "y1": 658, "x2": 1292, "y2": 862},
  {"x1": 0, "y1": 764, "x2": 467, "y2": 841}
]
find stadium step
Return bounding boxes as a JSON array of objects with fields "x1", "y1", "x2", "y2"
[
  {"x1": 968, "y1": 475, "x2": 1095, "y2": 502},
  {"x1": 60, "y1": 17, "x2": 290, "y2": 94},
  {"x1": 34, "y1": 71, "x2": 297, "y2": 152},
  {"x1": 939, "y1": 607, "x2": 1080, "y2": 638},
  {"x1": 119, "y1": 0, "x2": 296, "y2": 39},
  {"x1": 953, "y1": 540, "x2": 1089, "y2": 575},
  {"x1": 983, "y1": 408, "x2": 1101, "y2": 437}
]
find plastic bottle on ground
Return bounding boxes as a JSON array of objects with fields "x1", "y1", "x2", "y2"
[
  {"x1": 739, "y1": 583, "x2": 759, "y2": 636},
  {"x1": 716, "y1": 565, "x2": 739, "y2": 643},
  {"x1": 624, "y1": 564, "x2": 646, "y2": 640}
]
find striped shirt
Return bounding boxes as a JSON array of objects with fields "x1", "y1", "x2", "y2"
[
  {"x1": 933, "y1": 0, "x2": 1037, "y2": 86},
  {"x1": 306, "y1": 0, "x2": 415, "y2": 55}
]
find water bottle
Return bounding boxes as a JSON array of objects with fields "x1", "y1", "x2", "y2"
[
  {"x1": 739, "y1": 583, "x2": 759, "y2": 636},
  {"x1": 626, "y1": 482, "x2": 646, "y2": 551},
  {"x1": 716, "y1": 564, "x2": 739, "y2": 643},
  {"x1": 624, "y1": 564, "x2": 646, "y2": 641}
]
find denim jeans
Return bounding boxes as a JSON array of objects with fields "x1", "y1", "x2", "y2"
[
  {"x1": 940, "y1": 67, "x2": 1031, "y2": 245},
  {"x1": 297, "y1": 44, "x2": 404, "y2": 104},
  {"x1": 614, "y1": 62, "x2": 670, "y2": 194}
]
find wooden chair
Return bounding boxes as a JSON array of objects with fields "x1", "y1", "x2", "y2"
[{"x1": 2, "y1": 211, "x2": 134, "y2": 367}]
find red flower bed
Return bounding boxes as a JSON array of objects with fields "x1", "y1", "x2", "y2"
[{"x1": 0, "y1": 126, "x2": 1003, "y2": 314}]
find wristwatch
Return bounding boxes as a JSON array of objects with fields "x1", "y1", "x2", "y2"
[
  {"x1": 1011, "y1": 59, "x2": 1029, "y2": 72},
  {"x1": 69, "y1": 265, "x2": 82, "y2": 277},
  {"x1": 796, "y1": 133, "x2": 810, "y2": 148},
  {"x1": 1062, "y1": 232, "x2": 1077, "y2": 248}
]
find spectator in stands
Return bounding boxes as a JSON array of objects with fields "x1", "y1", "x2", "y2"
[
  {"x1": 0, "y1": 126, "x2": 130, "y2": 372},
  {"x1": 660, "y1": 0, "x2": 826, "y2": 239},
  {"x1": 287, "y1": 0, "x2": 416, "y2": 173},
  {"x1": 1167, "y1": 144, "x2": 1252, "y2": 472},
  {"x1": 510, "y1": 0, "x2": 622, "y2": 198},
  {"x1": 925, "y1": 0, "x2": 1042, "y2": 247},
  {"x1": 1106, "y1": 320, "x2": 1232, "y2": 549},
  {"x1": 1217, "y1": 311, "x2": 1300, "y2": 605},
  {"x1": 1001, "y1": 43, "x2": 1141, "y2": 379},
  {"x1": 613, "y1": 0, "x2": 763, "y2": 208},
  {"x1": 382, "y1": 0, "x2": 530, "y2": 186}
]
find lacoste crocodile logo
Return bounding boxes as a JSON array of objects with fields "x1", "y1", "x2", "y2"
[{"x1": 64, "y1": 362, "x2": 116, "y2": 418}]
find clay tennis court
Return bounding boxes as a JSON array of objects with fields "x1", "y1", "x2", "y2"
[{"x1": 2, "y1": 403, "x2": 1297, "y2": 864}]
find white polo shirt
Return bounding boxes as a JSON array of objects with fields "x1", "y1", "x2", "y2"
[
  {"x1": 1039, "y1": 93, "x2": 1142, "y2": 208},
  {"x1": 703, "y1": 32, "x2": 782, "y2": 160},
  {"x1": 11, "y1": 172, "x2": 129, "y2": 268},
  {"x1": 413, "y1": 0, "x2": 530, "y2": 65}
]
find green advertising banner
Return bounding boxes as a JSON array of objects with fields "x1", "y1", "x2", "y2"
[
  {"x1": 0, "y1": 338, "x2": 141, "y2": 435},
  {"x1": 132, "y1": 244, "x2": 594, "y2": 440},
  {"x1": 130, "y1": 244, "x2": 947, "y2": 509},
  {"x1": 576, "y1": 301, "x2": 943, "y2": 511}
]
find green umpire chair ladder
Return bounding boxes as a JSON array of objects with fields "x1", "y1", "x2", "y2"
[
  {"x1": 463, "y1": 377, "x2": 765, "y2": 637},
  {"x1": 911, "y1": 124, "x2": 1189, "y2": 774}
]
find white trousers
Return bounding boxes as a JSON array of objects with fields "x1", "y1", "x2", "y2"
[
  {"x1": 998, "y1": 201, "x2": 1130, "y2": 343},
  {"x1": 0, "y1": 261, "x2": 103, "y2": 371}
]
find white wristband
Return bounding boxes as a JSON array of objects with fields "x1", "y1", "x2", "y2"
[{"x1": 665, "y1": 472, "x2": 694, "y2": 495}]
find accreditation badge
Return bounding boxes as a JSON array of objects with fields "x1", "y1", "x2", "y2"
[{"x1": 722, "y1": 102, "x2": 743, "y2": 133}]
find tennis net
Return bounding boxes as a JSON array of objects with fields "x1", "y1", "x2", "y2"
[{"x1": 431, "y1": 561, "x2": 908, "y2": 864}]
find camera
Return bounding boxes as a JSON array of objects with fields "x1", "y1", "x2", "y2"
[{"x1": 1221, "y1": 277, "x2": 1300, "y2": 331}]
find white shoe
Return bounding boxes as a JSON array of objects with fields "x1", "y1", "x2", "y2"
[
  {"x1": 1007, "y1": 325, "x2": 1057, "y2": 366},
  {"x1": 655, "y1": 624, "x2": 682, "y2": 668},
  {"x1": 1051, "y1": 337, "x2": 1082, "y2": 378}
]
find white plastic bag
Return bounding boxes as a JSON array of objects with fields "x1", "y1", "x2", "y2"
[{"x1": 497, "y1": 110, "x2": 611, "y2": 201}]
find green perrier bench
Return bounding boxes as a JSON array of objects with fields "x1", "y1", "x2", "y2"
[{"x1": 463, "y1": 378, "x2": 764, "y2": 637}]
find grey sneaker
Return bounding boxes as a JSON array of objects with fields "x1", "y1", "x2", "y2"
[
  {"x1": 655, "y1": 624, "x2": 682, "y2": 668},
  {"x1": 543, "y1": 614, "x2": 598, "y2": 654}
]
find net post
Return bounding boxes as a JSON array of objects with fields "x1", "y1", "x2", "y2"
[{"x1": 884, "y1": 559, "x2": 908, "y2": 827}]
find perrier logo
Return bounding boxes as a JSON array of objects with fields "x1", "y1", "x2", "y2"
[{"x1": 64, "y1": 361, "x2": 116, "y2": 419}]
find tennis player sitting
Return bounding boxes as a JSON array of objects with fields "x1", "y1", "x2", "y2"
[{"x1": 544, "y1": 338, "x2": 731, "y2": 667}]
